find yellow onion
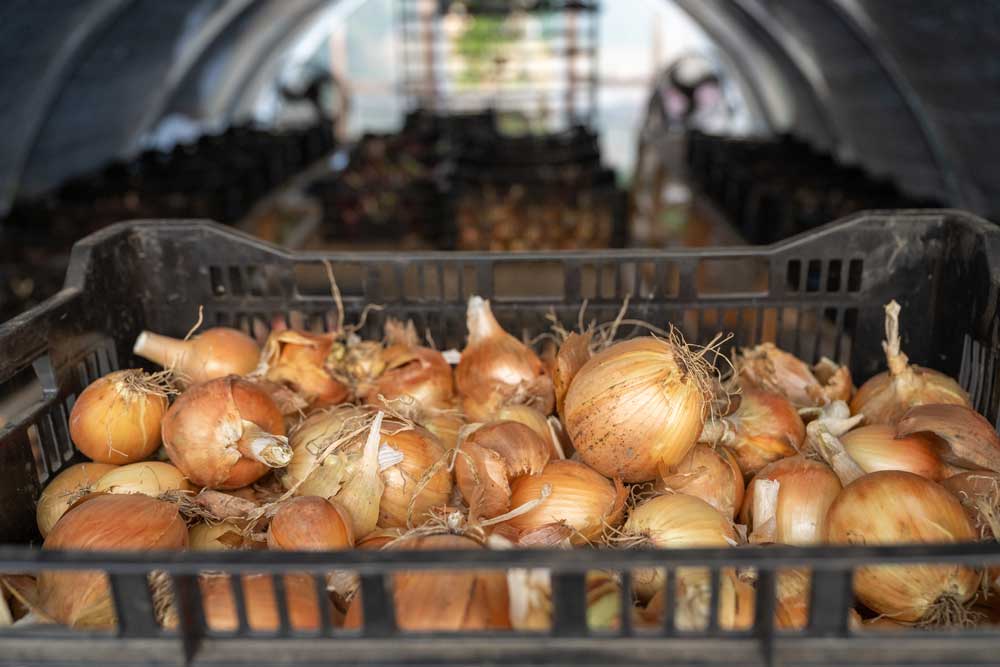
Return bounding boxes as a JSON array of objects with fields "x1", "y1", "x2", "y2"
[
  {"x1": 497, "y1": 404, "x2": 554, "y2": 447},
  {"x1": 92, "y1": 461, "x2": 193, "y2": 497},
  {"x1": 69, "y1": 370, "x2": 169, "y2": 464},
  {"x1": 702, "y1": 387, "x2": 804, "y2": 479},
  {"x1": 641, "y1": 569, "x2": 754, "y2": 631},
  {"x1": 552, "y1": 331, "x2": 592, "y2": 420},
  {"x1": 565, "y1": 337, "x2": 710, "y2": 482},
  {"x1": 850, "y1": 301, "x2": 969, "y2": 424},
  {"x1": 283, "y1": 405, "x2": 368, "y2": 498},
  {"x1": 456, "y1": 296, "x2": 554, "y2": 422},
  {"x1": 734, "y1": 343, "x2": 852, "y2": 407},
  {"x1": 455, "y1": 421, "x2": 551, "y2": 519},
  {"x1": 38, "y1": 494, "x2": 188, "y2": 628},
  {"x1": 36, "y1": 463, "x2": 118, "y2": 537},
  {"x1": 774, "y1": 568, "x2": 811, "y2": 630},
  {"x1": 162, "y1": 376, "x2": 290, "y2": 489},
  {"x1": 421, "y1": 410, "x2": 464, "y2": 450},
  {"x1": 344, "y1": 534, "x2": 510, "y2": 631},
  {"x1": 267, "y1": 496, "x2": 354, "y2": 550},
  {"x1": 507, "y1": 567, "x2": 620, "y2": 631},
  {"x1": 189, "y1": 521, "x2": 254, "y2": 550},
  {"x1": 362, "y1": 344, "x2": 454, "y2": 411},
  {"x1": 941, "y1": 471, "x2": 1000, "y2": 540},
  {"x1": 378, "y1": 424, "x2": 452, "y2": 528},
  {"x1": 838, "y1": 424, "x2": 946, "y2": 480},
  {"x1": 500, "y1": 460, "x2": 626, "y2": 544},
  {"x1": 825, "y1": 470, "x2": 979, "y2": 622},
  {"x1": 896, "y1": 404, "x2": 1000, "y2": 473},
  {"x1": 259, "y1": 330, "x2": 350, "y2": 408},
  {"x1": 133, "y1": 327, "x2": 260, "y2": 386},
  {"x1": 740, "y1": 456, "x2": 841, "y2": 545},
  {"x1": 656, "y1": 444, "x2": 744, "y2": 519},
  {"x1": 246, "y1": 377, "x2": 310, "y2": 432},
  {"x1": 190, "y1": 574, "x2": 327, "y2": 632}
]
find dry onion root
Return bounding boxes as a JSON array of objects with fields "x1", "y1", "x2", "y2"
[
  {"x1": 456, "y1": 296, "x2": 554, "y2": 422},
  {"x1": 161, "y1": 375, "x2": 290, "y2": 490},
  {"x1": 35, "y1": 463, "x2": 118, "y2": 538},
  {"x1": 69, "y1": 369, "x2": 172, "y2": 464},
  {"x1": 740, "y1": 456, "x2": 841, "y2": 545},
  {"x1": 133, "y1": 327, "x2": 260, "y2": 386},
  {"x1": 824, "y1": 470, "x2": 980, "y2": 624},
  {"x1": 257, "y1": 330, "x2": 350, "y2": 408},
  {"x1": 656, "y1": 443, "x2": 744, "y2": 519},
  {"x1": 734, "y1": 342, "x2": 852, "y2": 408},
  {"x1": 850, "y1": 301, "x2": 970, "y2": 424},
  {"x1": 701, "y1": 386, "x2": 805, "y2": 480},
  {"x1": 565, "y1": 336, "x2": 714, "y2": 482}
]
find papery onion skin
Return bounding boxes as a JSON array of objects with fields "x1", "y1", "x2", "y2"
[
  {"x1": 466, "y1": 421, "x2": 551, "y2": 479},
  {"x1": 262, "y1": 330, "x2": 350, "y2": 408},
  {"x1": 552, "y1": 331, "x2": 592, "y2": 420},
  {"x1": 189, "y1": 521, "x2": 249, "y2": 550},
  {"x1": 896, "y1": 404, "x2": 1000, "y2": 473},
  {"x1": 69, "y1": 370, "x2": 168, "y2": 464},
  {"x1": 161, "y1": 376, "x2": 287, "y2": 490},
  {"x1": 187, "y1": 574, "x2": 326, "y2": 632},
  {"x1": 839, "y1": 424, "x2": 945, "y2": 480},
  {"x1": 344, "y1": 534, "x2": 510, "y2": 631},
  {"x1": 496, "y1": 404, "x2": 551, "y2": 445},
  {"x1": 36, "y1": 463, "x2": 118, "y2": 537},
  {"x1": 38, "y1": 494, "x2": 188, "y2": 628},
  {"x1": 735, "y1": 343, "x2": 852, "y2": 408},
  {"x1": 775, "y1": 568, "x2": 811, "y2": 630},
  {"x1": 455, "y1": 440, "x2": 513, "y2": 519},
  {"x1": 456, "y1": 296, "x2": 554, "y2": 422},
  {"x1": 363, "y1": 345, "x2": 454, "y2": 411},
  {"x1": 657, "y1": 444, "x2": 744, "y2": 519},
  {"x1": 378, "y1": 425, "x2": 453, "y2": 528},
  {"x1": 501, "y1": 460, "x2": 626, "y2": 544},
  {"x1": 268, "y1": 496, "x2": 354, "y2": 550},
  {"x1": 133, "y1": 327, "x2": 260, "y2": 386},
  {"x1": 565, "y1": 337, "x2": 708, "y2": 482},
  {"x1": 709, "y1": 387, "x2": 805, "y2": 480},
  {"x1": 625, "y1": 493, "x2": 737, "y2": 548},
  {"x1": 92, "y1": 461, "x2": 193, "y2": 497},
  {"x1": 283, "y1": 406, "x2": 367, "y2": 497},
  {"x1": 825, "y1": 470, "x2": 979, "y2": 622},
  {"x1": 740, "y1": 456, "x2": 841, "y2": 545},
  {"x1": 422, "y1": 410, "x2": 464, "y2": 450}
]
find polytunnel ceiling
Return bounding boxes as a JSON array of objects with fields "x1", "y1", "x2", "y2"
[{"x1": 1, "y1": 0, "x2": 999, "y2": 219}]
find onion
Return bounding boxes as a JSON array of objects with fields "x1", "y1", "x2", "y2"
[
  {"x1": 92, "y1": 461, "x2": 193, "y2": 497},
  {"x1": 825, "y1": 470, "x2": 979, "y2": 622},
  {"x1": 734, "y1": 343, "x2": 852, "y2": 408},
  {"x1": 850, "y1": 301, "x2": 970, "y2": 424},
  {"x1": 455, "y1": 421, "x2": 550, "y2": 519},
  {"x1": 500, "y1": 460, "x2": 626, "y2": 544},
  {"x1": 68, "y1": 369, "x2": 170, "y2": 464},
  {"x1": 133, "y1": 327, "x2": 260, "y2": 386},
  {"x1": 259, "y1": 330, "x2": 350, "y2": 408},
  {"x1": 774, "y1": 568, "x2": 811, "y2": 630},
  {"x1": 161, "y1": 376, "x2": 290, "y2": 490},
  {"x1": 941, "y1": 471, "x2": 1000, "y2": 540},
  {"x1": 268, "y1": 496, "x2": 354, "y2": 550},
  {"x1": 565, "y1": 336, "x2": 711, "y2": 482},
  {"x1": 344, "y1": 534, "x2": 510, "y2": 631},
  {"x1": 334, "y1": 412, "x2": 386, "y2": 538},
  {"x1": 456, "y1": 296, "x2": 554, "y2": 422},
  {"x1": 506, "y1": 567, "x2": 620, "y2": 631},
  {"x1": 38, "y1": 494, "x2": 187, "y2": 628},
  {"x1": 378, "y1": 424, "x2": 452, "y2": 528},
  {"x1": 656, "y1": 443, "x2": 744, "y2": 519},
  {"x1": 192, "y1": 574, "x2": 327, "y2": 632},
  {"x1": 283, "y1": 405, "x2": 368, "y2": 498},
  {"x1": 36, "y1": 463, "x2": 118, "y2": 537},
  {"x1": 189, "y1": 521, "x2": 254, "y2": 550},
  {"x1": 641, "y1": 569, "x2": 754, "y2": 631},
  {"x1": 362, "y1": 343, "x2": 454, "y2": 411},
  {"x1": 496, "y1": 404, "x2": 551, "y2": 445},
  {"x1": 896, "y1": 404, "x2": 1000, "y2": 473},
  {"x1": 552, "y1": 331, "x2": 592, "y2": 420},
  {"x1": 422, "y1": 410, "x2": 464, "y2": 450},
  {"x1": 838, "y1": 424, "x2": 945, "y2": 480},
  {"x1": 740, "y1": 456, "x2": 841, "y2": 545},
  {"x1": 702, "y1": 386, "x2": 805, "y2": 479}
]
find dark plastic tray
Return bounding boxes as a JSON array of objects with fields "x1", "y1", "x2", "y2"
[{"x1": 2, "y1": 212, "x2": 1000, "y2": 666}]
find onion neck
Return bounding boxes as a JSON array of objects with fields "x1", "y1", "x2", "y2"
[
  {"x1": 881, "y1": 301, "x2": 911, "y2": 377},
  {"x1": 133, "y1": 331, "x2": 190, "y2": 370},
  {"x1": 466, "y1": 296, "x2": 501, "y2": 344},
  {"x1": 700, "y1": 418, "x2": 734, "y2": 446},
  {"x1": 237, "y1": 420, "x2": 292, "y2": 467}
]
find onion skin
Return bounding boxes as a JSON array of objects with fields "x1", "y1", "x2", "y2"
[
  {"x1": 940, "y1": 471, "x2": 1000, "y2": 540},
  {"x1": 740, "y1": 456, "x2": 841, "y2": 545},
  {"x1": 839, "y1": 424, "x2": 945, "y2": 480},
  {"x1": 422, "y1": 410, "x2": 464, "y2": 450},
  {"x1": 190, "y1": 574, "x2": 327, "y2": 632},
  {"x1": 456, "y1": 296, "x2": 554, "y2": 422},
  {"x1": 92, "y1": 461, "x2": 193, "y2": 497},
  {"x1": 378, "y1": 425, "x2": 452, "y2": 528},
  {"x1": 466, "y1": 421, "x2": 551, "y2": 479},
  {"x1": 133, "y1": 327, "x2": 260, "y2": 386},
  {"x1": 268, "y1": 496, "x2": 354, "y2": 550},
  {"x1": 775, "y1": 568, "x2": 811, "y2": 630},
  {"x1": 455, "y1": 440, "x2": 513, "y2": 519},
  {"x1": 565, "y1": 337, "x2": 708, "y2": 482},
  {"x1": 69, "y1": 370, "x2": 168, "y2": 464},
  {"x1": 896, "y1": 404, "x2": 1000, "y2": 473},
  {"x1": 189, "y1": 521, "x2": 251, "y2": 550},
  {"x1": 825, "y1": 470, "x2": 979, "y2": 622},
  {"x1": 657, "y1": 444, "x2": 744, "y2": 519},
  {"x1": 344, "y1": 535, "x2": 510, "y2": 631},
  {"x1": 735, "y1": 343, "x2": 853, "y2": 407},
  {"x1": 36, "y1": 463, "x2": 118, "y2": 538},
  {"x1": 709, "y1": 387, "x2": 805, "y2": 480},
  {"x1": 161, "y1": 376, "x2": 287, "y2": 489},
  {"x1": 501, "y1": 460, "x2": 626, "y2": 544},
  {"x1": 552, "y1": 331, "x2": 592, "y2": 420},
  {"x1": 262, "y1": 330, "x2": 350, "y2": 408},
  {"x1": 363, "y1": 344, "x2": 454, "y2": 410},
  {"x1": 283, "y1": 406, "x2": 367, "y2": 497},
  {"x1": 38, "y1": 495, "x2": 188, "y2": 629}
]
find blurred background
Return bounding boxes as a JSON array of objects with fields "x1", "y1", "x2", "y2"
[{"x1": 1, "y1": 0, "x2": 994, "y2": 322}]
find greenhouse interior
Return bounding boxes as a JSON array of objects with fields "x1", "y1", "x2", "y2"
[{"x1": 2, "y1": 2, "x2": 1000, "y2": 666}]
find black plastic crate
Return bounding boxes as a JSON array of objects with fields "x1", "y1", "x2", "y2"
[{"x1": 2, "y1": 211, "x2": 1000, "y2": 666}]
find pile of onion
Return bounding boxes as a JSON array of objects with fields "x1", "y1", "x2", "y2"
[
  {"x1": 456, "y1": 296, "x2": 554, "y2": 422},
  {"x1": 565, "y1": 336, "x2": 711, "y2": 482},
  {"x1": 133, "y1": 326, "x2": 260, "y2": 386},
  {"x1": 850, "y1": 301, "x2": 970, "y2": 424}
]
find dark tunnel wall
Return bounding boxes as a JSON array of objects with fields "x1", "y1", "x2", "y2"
[{"x1": 0, "y1": 0, "x2": 998, "y2": 218}]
